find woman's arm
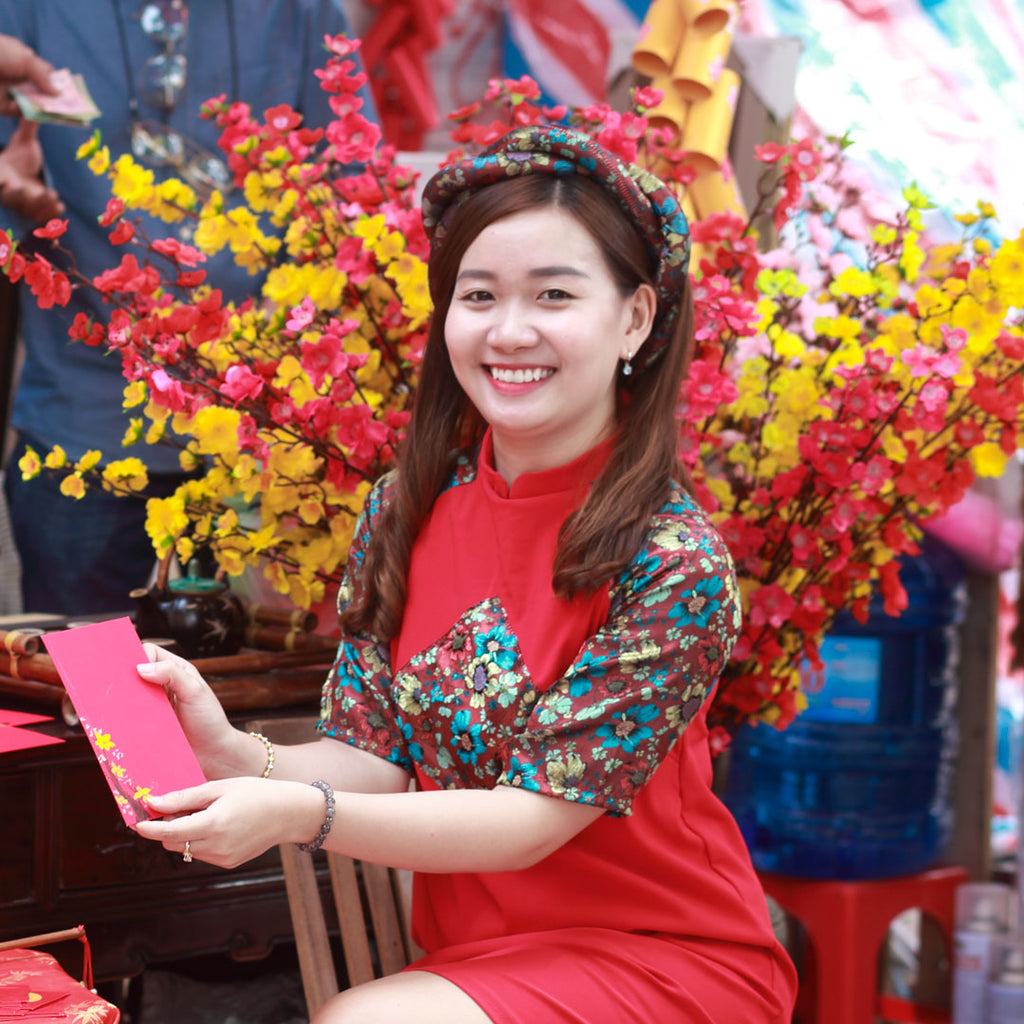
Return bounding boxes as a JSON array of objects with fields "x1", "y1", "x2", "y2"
[
  {"x1": 136, "y1": 643, "x2": 410, "y2": 795},
  {"x1": 135, "y1": 777, "x2": 603, "y2": 873}
]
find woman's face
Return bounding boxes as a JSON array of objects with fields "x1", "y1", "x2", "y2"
[{"x1": 444, "y1": 206, "x2": 655, "y2": 484}]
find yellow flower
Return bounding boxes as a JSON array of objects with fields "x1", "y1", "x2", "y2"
[
  {"x1": 75, "y1": 450, "x2": 102, "y2": 473},
  {"x1": 76, "y1": 131, "x2": 102, "y2": 161},
  {"x1": 991, "y1": 234, "x2": 1024, "y2": 307},
  {"x1": 94, "y1": 730, "x2": 115, "y2": 751},
  {"x1": 871, "y1": 223, "x2": 897, "y2": 246},
  {"x1": 122, "y1": 418, "x2": 144, "y2": 446},
  {"x1": 829, "y1": 266, "x2": 877, "y2": 299},
  {"x1": 109, "y1": 154, "x2": 155, "y2": 208},
  {"x1": 970, "y1": 442, "x2": 1009, "y2": 478},
  {"x1": 123, "y1": 380, "x2": 147, "y2": 408},
  {"x1": 59, "y1": 474, "x2": 86, "y2": 499},
  {"x1": 145, "y1": 494, "x2": 189, "y2": 555},
  {"x1": 194, "y1": 212, "x2": 231, "y2": 255},
  {"x1": 244, "y1": 168, "x2": 284, "y2": 212},
  {"x1": 18, "y1": 447, "x2": 41, "y2": 479},
  {"x1": 44, "y1": 445, "x2": 67, "y2": 470},
  {"x1": 149, "y1": 177, "x2": 197, "y2": 222},
  {"x1": 88, "y1": 146, "x2": 110, "y2": 175},
  {"x1": 352, "y1": 213, "x2": 385, "y2": 245},
  {"x1": 899, "y1": 231, "x2": 926, "y2": 283},
  {"x1": 102, "y1": 457, "x2": 149, "y2": 492},
  {"x1": 191, "y1": 406, "x2": 242, "y2": 458}
]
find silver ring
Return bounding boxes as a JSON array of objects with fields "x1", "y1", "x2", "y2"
[{"x1": 183, "y1": 840, "x2": 193, "y2": 863}]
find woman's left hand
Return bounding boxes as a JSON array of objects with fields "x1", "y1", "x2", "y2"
[{"x1": 134, "y1": 776, "x2": 327, "y2": 869}]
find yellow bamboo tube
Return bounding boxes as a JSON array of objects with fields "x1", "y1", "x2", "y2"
[
  {"x1": 632, "y1": 0, "x2": 686, "y2": 79},
  {"x1": 679, "y1": 0, "x2": 738, "y2": 34},
  {"x1": 679, "y1": 67, "x2": 741, "y2": 175},
  {"x1": 644, "y1": 75, "x2": 691, "y2": 133},
  {"x1": 671, "y1": 19, "x2": 736, "y2": 101}
]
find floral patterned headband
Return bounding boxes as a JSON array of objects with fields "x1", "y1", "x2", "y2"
[{"x1": 421, "y1": 124, "x2": 691, "y2": 375}]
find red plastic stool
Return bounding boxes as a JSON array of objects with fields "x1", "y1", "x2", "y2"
[{"x1": 758, "y1": 866, "x2": 969, "y2": 1024}]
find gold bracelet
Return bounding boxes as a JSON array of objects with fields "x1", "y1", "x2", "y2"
[{"x1": 249, "y1": 731, "x2": 275, "y2": 778}]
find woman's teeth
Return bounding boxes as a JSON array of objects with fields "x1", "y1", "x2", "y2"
[{"x1": 489, "y1": 367, "x2": 554, "y2": 383}]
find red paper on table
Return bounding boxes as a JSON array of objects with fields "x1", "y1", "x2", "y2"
[
  {"x1": 0, "y1": 723, "x2": 64, "y2": 753},
  {"x1": 0, "y1": 708, "x2": 53, "y2": 726},
  {"x1": 43, "y1": 617, "x2": 206, "y2": 826}
]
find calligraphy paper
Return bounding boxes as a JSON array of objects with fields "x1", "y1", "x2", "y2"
[
  {"x1": 0, "y1": 723, "x2": 64, "y2": 753},
  {"x1": 43, "y1": 617, "x2": 206, "y2": 826}
]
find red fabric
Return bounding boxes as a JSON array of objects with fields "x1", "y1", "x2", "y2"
[
  {"x1": 390, "y1": 434, "x2": 798, "y2": 1021},
  {"x1": 0, "y1": 948, "x2": 120, "y2": 1022}
]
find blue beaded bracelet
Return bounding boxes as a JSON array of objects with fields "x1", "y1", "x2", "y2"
[{"x1": 297, "y1": 779, "x2": 335, "y2": 854}]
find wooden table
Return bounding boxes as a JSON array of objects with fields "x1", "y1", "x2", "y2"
[{"x1": 0, "y1": 666, "x2": 330, "y2": 982}]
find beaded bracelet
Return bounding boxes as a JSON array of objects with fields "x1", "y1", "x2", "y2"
[
  {"x1": 297, "y1": 780, "x2": 336, "y2": 854},
  {"x1": 248, "y1": 731, "x2": 275, "y2": 778}
]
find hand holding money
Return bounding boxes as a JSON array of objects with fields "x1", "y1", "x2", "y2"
[
  {"x1": 10, "y1": 68, "x2": 100, "y2": 128},
  {"x1": 0, "y1": 34, "x2": 58, "y2": 118}
]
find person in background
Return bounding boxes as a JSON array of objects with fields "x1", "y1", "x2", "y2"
[
  {"x1": 0, "y1": 1, "x2": 361, "y2": 614},
  {"x1": 133, "y1": 124, "x2": 799, "y2": 1022}
]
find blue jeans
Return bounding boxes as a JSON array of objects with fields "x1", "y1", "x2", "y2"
[{"x1": 4, "y1": 434, "x2": 189, "y2": 614}]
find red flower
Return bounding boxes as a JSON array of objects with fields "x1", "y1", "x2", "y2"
[
  {"x1": 24, "y1": 257, "x2": 71, "y2": 309},
  {"x1": 680, "y1": 361, "x2": 738, "y2": 419},
  {"x1": 152, "y1": 238, "x2": 205, "y2": 267},
  {"x1": 264, "y1": 103, "x2": 302, "y2": 133},
  {"x1": 109, "y1": 220, "x2": 135, "y2": 245},
  {"x1": 99, "y1": 198, "x2": 125, "y2": 226},
  {"x1": 748, "y1": 584, "x2": 798, "y2": 630},
  {"x1": 32, "y1": 218, "x2": 69, "y2": 239}
]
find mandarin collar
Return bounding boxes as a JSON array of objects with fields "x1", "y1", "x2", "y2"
[{"x1": 477, "y1": 428, "x2": 615, "y2": 500}]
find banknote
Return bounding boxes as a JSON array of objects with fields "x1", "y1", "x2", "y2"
[{"x1": 10, "y1": 68, "x2": 100, "y2": 127}]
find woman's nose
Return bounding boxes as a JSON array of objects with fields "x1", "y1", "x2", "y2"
[{"x1": 488, "y1": 302, "x2": 539, "y2": 348}]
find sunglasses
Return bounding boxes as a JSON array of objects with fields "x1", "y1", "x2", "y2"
[
  {"x1": 130, "y1": 119, "x2": 234, "y2": 201},
  {"x1": 137, "y1": 0, "x2": 188, "y2": 113}
]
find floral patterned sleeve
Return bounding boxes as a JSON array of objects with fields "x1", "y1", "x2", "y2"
[
  {"x1": 497, "y1": 487, "x2": 742, "y2": 816},
  {"x1": 316, "y1": 472, "x2": 412, "y2": 771}
]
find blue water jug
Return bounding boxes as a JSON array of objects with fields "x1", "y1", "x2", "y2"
[{"x1": 721, "y1": 538, "x2": 965, "y2": 879}]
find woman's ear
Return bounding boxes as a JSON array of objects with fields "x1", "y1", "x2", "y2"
[{"x1": 622, "y1": 283, "x2": 658, "y2": 359}]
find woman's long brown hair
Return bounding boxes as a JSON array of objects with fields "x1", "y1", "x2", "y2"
[{"x1": 341, "y1": 174, "x2": 694, "y2": 640}]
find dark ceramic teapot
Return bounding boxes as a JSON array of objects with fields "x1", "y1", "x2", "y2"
[{"x1": 132, "y1": 561, "x2": 245, "y2": 659}]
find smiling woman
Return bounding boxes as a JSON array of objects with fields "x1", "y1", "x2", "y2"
[
  {"x1": 444, "y1": 201, "x2": 655, "y2": 482},
  {"x1": 133, "y1": 124, "x2": 797, "y2": 1023}
]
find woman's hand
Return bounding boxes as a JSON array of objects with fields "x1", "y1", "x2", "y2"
[
  {"x1": 135, "y1": 777, "x2": 327, "y2": 869},
  {"x1": 136, "y1": 643, "x2": 256, "y2": 780},
  {"x1": 0, "y1": 119, "x2": 63, "y2": 221}
]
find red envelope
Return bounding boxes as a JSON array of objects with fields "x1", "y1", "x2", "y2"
[
  {"x1": 0, "y1": 723, "x2": 64, "y2": 753},
  {"x1": 43, "y1": 617, "x2": 206, "y2": 826},
  {"x1": 0, "y1": 709, "x2": 53, "y2": 726}
]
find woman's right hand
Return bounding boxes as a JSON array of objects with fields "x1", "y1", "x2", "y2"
[{"x1": 136, "y1": 643, "x2": 256, "y2": 780}]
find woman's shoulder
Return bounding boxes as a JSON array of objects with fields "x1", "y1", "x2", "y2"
[{"x1": 615, "y1": 481, "x2": 735, "y2": 594}]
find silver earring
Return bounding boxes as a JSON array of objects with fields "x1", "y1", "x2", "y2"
[{"x1": 622, "y1": 352, "x2": 633, "y2": 377}]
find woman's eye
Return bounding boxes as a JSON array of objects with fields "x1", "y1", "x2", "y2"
[
  {"x1": 541, "y1": 288, "x2": 572, "y2": 301},
  {"x1": 460, "y1": 290, "x2": 493, "y2": 303}
]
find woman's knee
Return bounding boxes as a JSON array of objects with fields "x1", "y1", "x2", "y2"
[{"x1": 310, "y1": 970, "x2": 491, "y2": 1024}]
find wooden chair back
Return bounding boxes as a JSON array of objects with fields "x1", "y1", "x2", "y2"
[{"x1": 247, "y1": 715, "x2": 419, "y2": 1018}]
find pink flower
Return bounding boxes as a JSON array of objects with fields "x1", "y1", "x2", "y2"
[
  {"x1": 286, "y1": 296, "x2": 316, "y2": 333},
  {"x1": 220, "y1": 364, "x2": 265, "y2": 403}
]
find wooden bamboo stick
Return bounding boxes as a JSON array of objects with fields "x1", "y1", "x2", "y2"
[
  {"x1": 247, "y1": 603, "x2": 318, "y2": 632},
  {"x1": 243, "y1": 623, "x2": 336, "y2": 652},
  {"x1": 0, "y1": 628, "x2": 42, "y2": 656},
  {"x1": 0, "y1": 924, "x2": 85, "y2": 952},
  {"x1": 192, "y1": 646, "x2": 334, "y2": 676},
  {"x1": 0, "y1": 649, "x2": 62, "y2": 686}
]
